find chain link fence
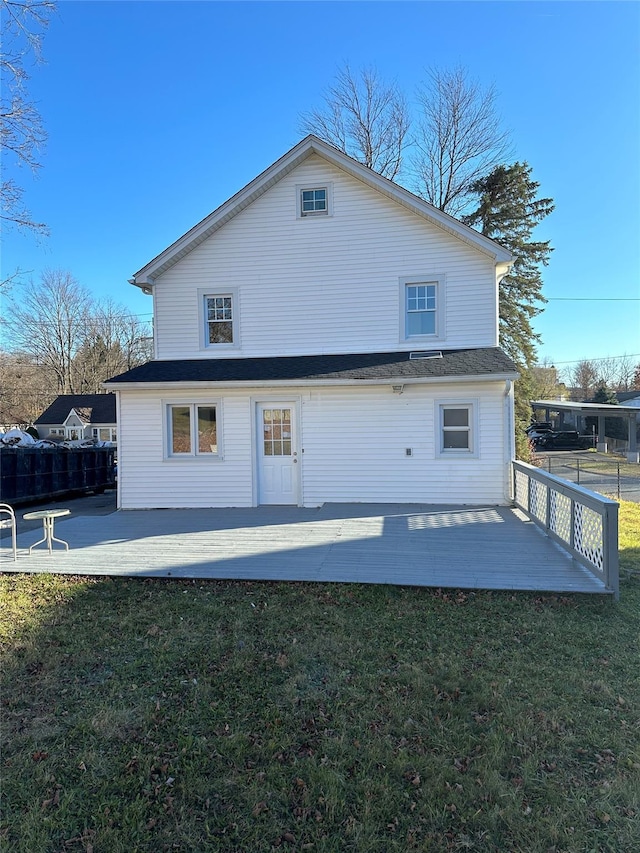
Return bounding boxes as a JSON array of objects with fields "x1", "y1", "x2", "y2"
[{"x1": 533, "y1": 454, "x2": 640, "y2": 503}]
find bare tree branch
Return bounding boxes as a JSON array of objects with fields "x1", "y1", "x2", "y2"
[
  {"x1": 1, "y1": 0, "x2": 56, "y2": 234},
  {"x1": 412, "y1": 66, "x2": 512, "y2": 216},
  {"x1": 300, "y1": 65, "x2": 411, "y2": 181}
]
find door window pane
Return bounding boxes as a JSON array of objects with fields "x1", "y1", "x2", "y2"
[{"x1": 262, "y1": 408, "x2": 292, "y2": 456}]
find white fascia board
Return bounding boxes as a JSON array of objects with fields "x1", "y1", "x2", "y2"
[
  {"x1": 131, "y1": 135, "x2": 513, "y2": 288},
  {"x1": 106, "y1": 372, "x2": 519, "y2": 392}
]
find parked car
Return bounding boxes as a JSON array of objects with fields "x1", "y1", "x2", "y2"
[
  {"x1": 525, "y1": 422, "x2": 554, "y2": 441},
  {"x1": 532, "y1": 431, "x2": 592, "y2": 451}
]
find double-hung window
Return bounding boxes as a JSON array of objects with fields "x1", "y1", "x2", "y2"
[
  {"x1": 199, "y1": 288, "x2": 239, "y2": 350},
  {"x1": 167, "y1": 403, "x2": 219, "y2": 457},
  {"x1": 406, "y1": 283, "x2": 436, "y2": 336},
  {"x1": 439, "y1": 404, "x2": 475, "y2": 454},
  {"x1": 206, "y1": 295, "x2": 233, "y2": 344},
  {"x1": 400, "y1": 275, "x2": 445, "y2": 341}
]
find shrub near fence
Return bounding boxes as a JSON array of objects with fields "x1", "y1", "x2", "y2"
[{"x1": 0, "y1": 447, "x2": 116, "y2": 505}]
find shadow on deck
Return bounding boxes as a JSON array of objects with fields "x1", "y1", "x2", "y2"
[{"x1": 1, "y1": 503, "x2": 610, "y2": 594}]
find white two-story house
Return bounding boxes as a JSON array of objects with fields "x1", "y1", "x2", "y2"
[{"x1": 105, "y1": 136, "x2": 518, "y2": 509}]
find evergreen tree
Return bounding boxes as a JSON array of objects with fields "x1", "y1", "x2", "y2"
[
  {"x1": 464, "y1": 163, "x2": 554, "y2": 458},
  {"x1": 464, "y1": 162, "x2": 554, "y2": 366},
  {"x1": 592, "y1": 385, "x2": 618, "y2": 405}
]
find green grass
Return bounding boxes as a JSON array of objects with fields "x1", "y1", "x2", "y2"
[{"x1": 1, "y1": 503, "x2": 639, "y2": 852}]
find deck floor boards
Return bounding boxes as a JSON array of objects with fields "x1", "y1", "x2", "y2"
[{"x1": 0, "y1": 503, "x2": 608, "y2": 594}]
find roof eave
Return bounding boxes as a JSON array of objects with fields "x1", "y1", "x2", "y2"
[{"x1": 105, "y1": 371, "x2": 519, "y2": 391}]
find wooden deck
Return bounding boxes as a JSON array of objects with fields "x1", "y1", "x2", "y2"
[{"x1": 1, "y1": 503, "x2": 609, "y2": 594}]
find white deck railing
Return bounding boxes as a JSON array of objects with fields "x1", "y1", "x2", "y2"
[{"x1": 513, "y1": 460, "x2": 619, "y2": 599}]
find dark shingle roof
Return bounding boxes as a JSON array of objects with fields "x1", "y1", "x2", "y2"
[
  {"x1": 34, "y1": 394, "x2": 117, "y2": 425},
  {"x1": 105, "y1": 349, "x2": 518, "y2": 386}
]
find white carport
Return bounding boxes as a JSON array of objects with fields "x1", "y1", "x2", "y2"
[{"x1": 531, "y1": 399, "x2": 640, "y2": 462}]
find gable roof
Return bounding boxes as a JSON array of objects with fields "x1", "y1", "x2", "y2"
[
  {"x1": 105, "y1": 348, "x2": 518, "y2": 388},
  {"x1": 34, "y1": 394, "x2": 117, "y2": 426},
  {"x1": 131, "y1": 135, "x2": 513, "y2": 290}
]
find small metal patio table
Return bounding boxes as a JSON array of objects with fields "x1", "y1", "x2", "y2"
[{"x1": 23, "y1": 508, "x2": 71, "y2": 554}]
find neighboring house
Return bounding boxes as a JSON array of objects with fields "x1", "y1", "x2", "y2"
[
  {"x1": 34, "y1": 394, "x2": 117, "y2": 444},
  {"x1": 105, "y1": 135, "x2": 518, "y2": 509}
]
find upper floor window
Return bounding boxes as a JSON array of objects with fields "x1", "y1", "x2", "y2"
[
  {"x1": 399, "y1": 275, "x2": 445, "y2": 342},
  {"x1": 206, "y1": 295, "x2": 233, "y2": 344},
  {"x1": 296, "y1": 183, "x2": 333, "y2": 218},
  {"x1": 406, "y1": 283, "x2": 436, "y2": 336},
  {"x1": 301, "y1": 188, "x2": 327, "y2": 215}
]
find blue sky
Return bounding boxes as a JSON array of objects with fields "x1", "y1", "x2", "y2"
[{"x1": 2, "y1": 0, "x2": 639, "y2": 373}]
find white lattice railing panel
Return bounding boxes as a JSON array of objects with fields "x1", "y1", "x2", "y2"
[
  {"x1": 530, "y1": 479, "x2": 548, "y2": 526},
  {"x1": 550, "y1": 491, "x2": 571, "y2": 544},
  {"x1": 512, "y1": 461, "x2": 618, "y2": 597},
  {"x1": 574, "y1": 503, "x2": 604, "y2": 572},
  {"x1": 514, "y1": 470, "x2": 529, "y2": 509}
]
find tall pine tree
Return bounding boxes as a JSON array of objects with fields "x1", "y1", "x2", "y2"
[{"x1": 464, "y1": 163, "x2": 554, "y2": 456}]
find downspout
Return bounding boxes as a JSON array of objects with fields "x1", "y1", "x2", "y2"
[
  {"x1": 504, "y1": 379, "x2": 514, "y2": 502},
  {"x1": 114, "y1": 390, "x2": 122, "y2": 510}
]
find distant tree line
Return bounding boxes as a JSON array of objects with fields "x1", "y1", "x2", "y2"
[{"x1": 1, "y1": 270, "x2": 152, "y2": 426}]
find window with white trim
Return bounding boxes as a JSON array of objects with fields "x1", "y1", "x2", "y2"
[
  {"x1": 296, "y1": 183, "x2": 333, "y2": 218},
  {"x1": 205, "y1": 295, "x2": 234, "y2": 344},
  {"x1": 400, "y1": 275, "x2": 445, "y2": 342},
  {"x1": 439, "y1": 404, "x2": 475, "y2": 454},
  {"x1": 92, "y1": 427, "x2": 117, "y2": 442},
  {"x1": 301, "y1": 187, "x2": 327, "y2": 215},
  {"x1": 406, "y1": 283, "x2": 436, "y2": 336},
  {"x1": 167, "y1": 403, "x2": 219, "y2": 457}
]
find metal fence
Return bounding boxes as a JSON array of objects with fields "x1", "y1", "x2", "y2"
[
  {"x1": 533, "y1": 455, "x2": 640, "y2": 502},
  {"x1": 513, "y1": 460, "x2": 619, "y2": 599}
]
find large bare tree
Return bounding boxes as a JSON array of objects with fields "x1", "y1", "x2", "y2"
[
  {"x1": 3, "y1": 269, "x2": 91, "y2": 394},
  {"x1": 412, "y1": 66, "x2": 511, "y2": 216},
  {"x1": 73, "y1": 300, "x2": 153, "y2": 393},
  {"x1": 1, "y1": 0, "x2": 56, "y2": 236},
  {"x1": 2, "y1": 270, "x2": 153, "y2": 414},
  {"x1": 299, "y1": 64, "x2": 411, "y2": 181}
]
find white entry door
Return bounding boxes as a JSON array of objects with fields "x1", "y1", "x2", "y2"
[{"x1": 257, "y1": 403, "x2": 298, "y2": 505}]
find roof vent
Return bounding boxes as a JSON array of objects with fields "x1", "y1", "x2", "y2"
[{"x1": 409, "y1": 350, "x2": 443, "y2": 360}]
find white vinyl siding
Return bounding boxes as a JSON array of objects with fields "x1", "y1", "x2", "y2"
[
  {"x1": 117, "y1": 381, "x2": 509, "y2": 509},
  {"x1": 152, "y1": 156, "x2": 498, "y2": 360}
]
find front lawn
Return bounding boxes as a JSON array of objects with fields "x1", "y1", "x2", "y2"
[{"x1": 1, "y1": 502, "x2": 639, "y2": 852}]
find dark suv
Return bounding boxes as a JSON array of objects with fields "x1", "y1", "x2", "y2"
[{"x1": 532, "y1": 431, "x2": 592, "y2": 451}]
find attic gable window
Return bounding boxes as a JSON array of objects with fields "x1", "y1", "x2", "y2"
[
  {"x1": 301, "y1": 188, "x2": 326, "y2": 214},
  {"x1": 296, "y1": 183, "x2": 333, "y2": 218}
]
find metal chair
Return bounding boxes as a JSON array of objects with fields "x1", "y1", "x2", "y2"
[{"x1": 0, "y1": 504, "x2": 17, "y2": 561}]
